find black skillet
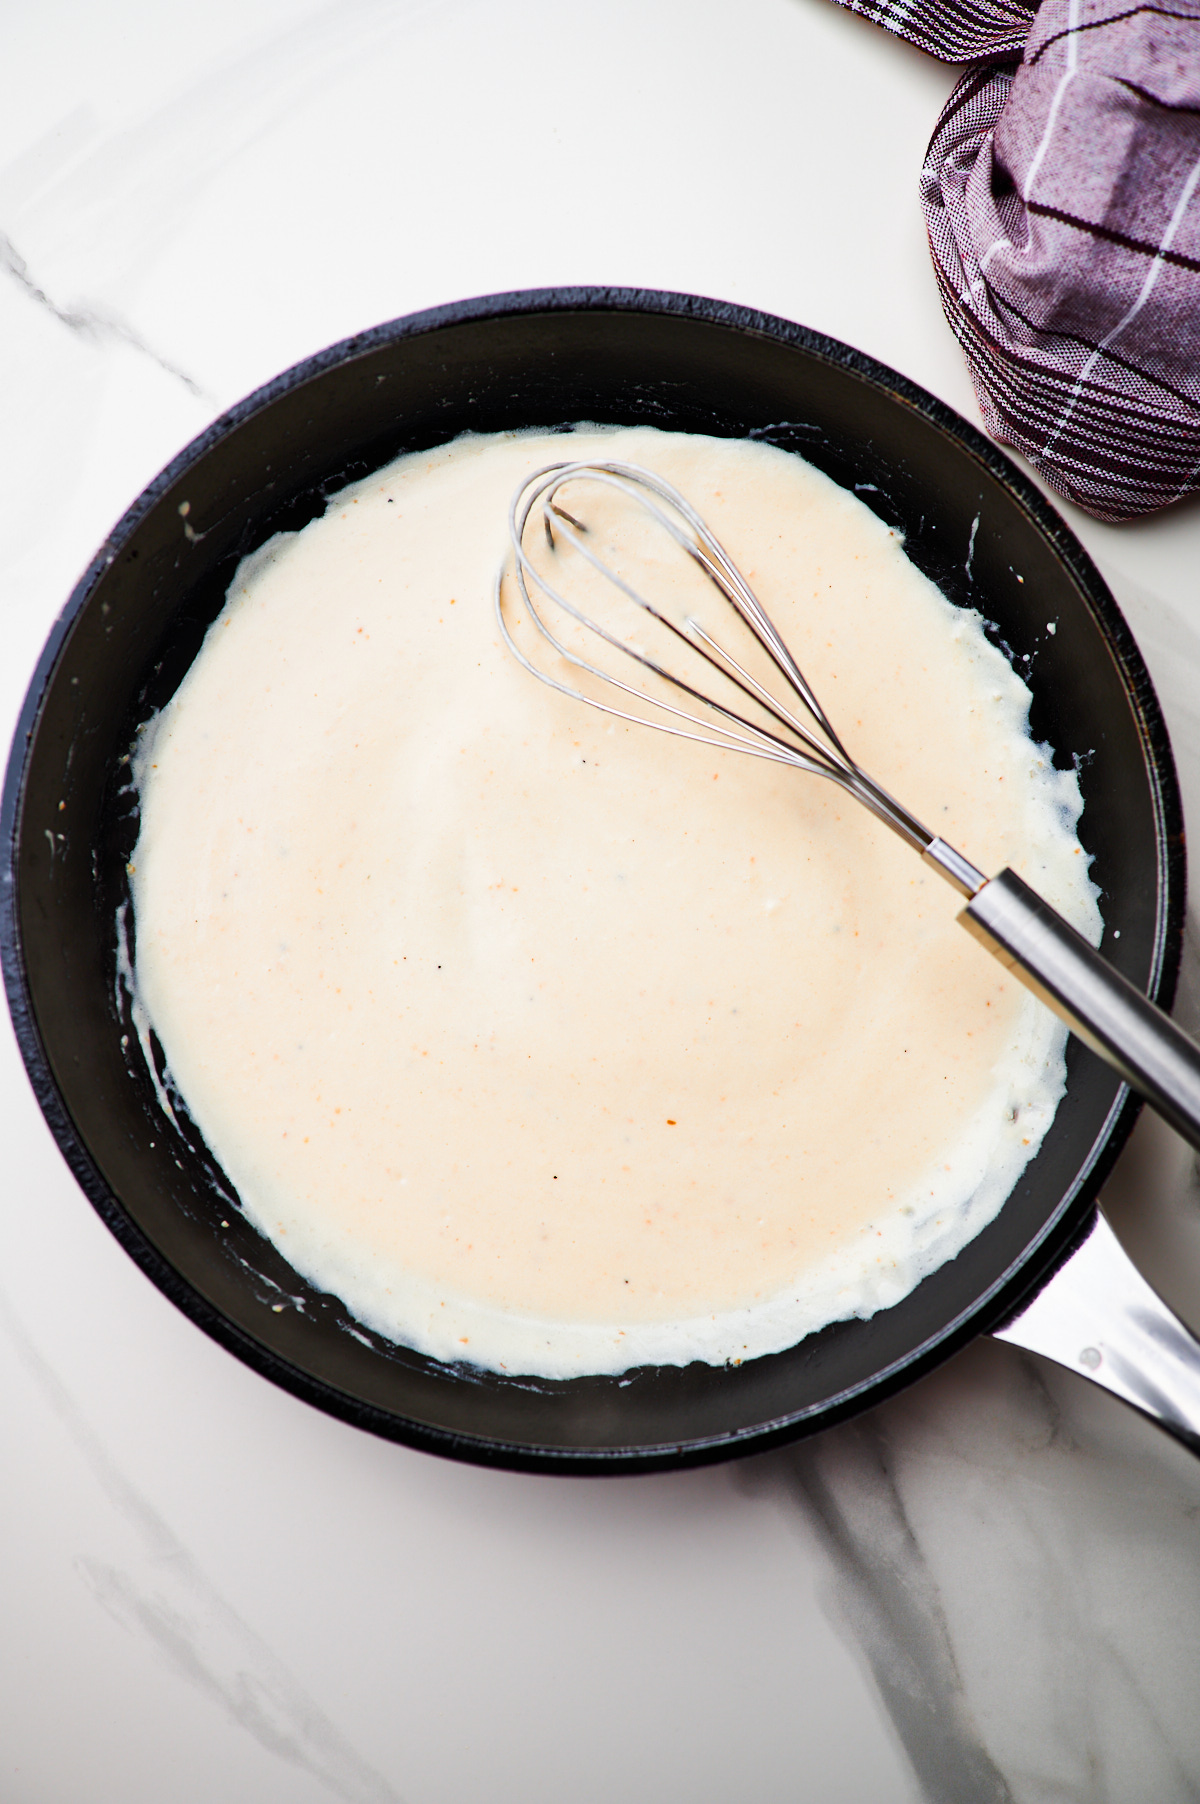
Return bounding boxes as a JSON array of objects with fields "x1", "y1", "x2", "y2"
[{"x1": 0, "y1": 288, "x2": 1187, "y2": 1472}]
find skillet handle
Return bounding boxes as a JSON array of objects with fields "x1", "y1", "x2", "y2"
[
  {"x1": 992, "y1": 1209, "x2": 1200, "y2": 1455},
  {"x1": 961, "y1": 868, "x2": 1200, "y2": 1154}
]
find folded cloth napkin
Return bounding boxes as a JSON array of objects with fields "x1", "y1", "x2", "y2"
[{"x1": 834, "y1": 0, "x2": 1200, "y2": 522}]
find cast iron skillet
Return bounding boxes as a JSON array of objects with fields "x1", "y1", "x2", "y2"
[{"x1": 0, "y1": 288, "x2": 1183, "y2": 1473}]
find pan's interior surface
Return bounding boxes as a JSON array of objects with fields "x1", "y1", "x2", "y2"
[{"x1": 2, "y1": 291, "x2": 1182, "y2": 1471}]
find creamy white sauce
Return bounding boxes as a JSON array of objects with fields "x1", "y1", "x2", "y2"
[{"x1": 129, "y1": 427, "x2": 1100, "y2": 1377}]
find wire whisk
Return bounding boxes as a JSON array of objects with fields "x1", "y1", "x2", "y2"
[
  {"x1": 498, "y1": 458, "x2": 982, "y2": 894},
  {"x1": 495, "y1": 456, "x2": 1200, "y2": 1153}
]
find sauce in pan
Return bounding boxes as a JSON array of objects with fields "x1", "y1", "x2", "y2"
[{"x1": 129, "y1": 427, "x2": 1099, "y2": 1376}]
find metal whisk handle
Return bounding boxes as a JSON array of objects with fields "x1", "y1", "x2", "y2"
[{"x1": 962, "y1": 869, "x2": 1200, "y2": 1152}]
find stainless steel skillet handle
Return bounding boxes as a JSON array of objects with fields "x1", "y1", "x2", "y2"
[
  {"x1": 951, "y1": 867, "x2": 1200, "y2": 1451},
  {"x1": 960, "y1": 868, "x2": 1200, "y2": 1154},
  {"x1": 993, "y1": 1208, "x2": 1200, "y2": 1455}
]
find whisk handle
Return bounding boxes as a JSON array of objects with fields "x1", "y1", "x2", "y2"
[{"x1": 961, "y1": 868, "x2": 1200, "y2": 1153}]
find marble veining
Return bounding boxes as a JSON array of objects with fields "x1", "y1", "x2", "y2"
[
  {"x1": 756, "y1": 1340, "x2": 1200, "y2": 1802},
  {"x1": 785, "y1": 1421, "x2": 1014, "y2": 1804},
  {"x1": 0, "y1": 1282, "x2": 405, "y2": 1804},
  {"x1": 0, "y1": 230, "x2": 207, "y2": 396}
]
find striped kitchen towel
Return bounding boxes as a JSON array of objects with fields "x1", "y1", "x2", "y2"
[{"x1": 836, "y1": 0, "x2": 1200, "y2": 522}]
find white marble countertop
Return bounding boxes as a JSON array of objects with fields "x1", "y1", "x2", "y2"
[{"x1": 4, "y1": 4, "x2": 1200, "y2": 1799}]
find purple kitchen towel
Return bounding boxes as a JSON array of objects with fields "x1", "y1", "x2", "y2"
[
  {"x1": 837, "y1": 0, "x2": 1200, "y2": 521},
  {"x1": 834, "y1": 0, "x2": 1035, "y2": 64}
]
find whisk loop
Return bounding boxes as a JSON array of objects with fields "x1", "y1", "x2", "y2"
[{"x1": 497, "y1": 458, "x2": 985, "y2": 897}]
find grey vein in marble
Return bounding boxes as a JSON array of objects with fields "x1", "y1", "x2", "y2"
[
  {"x1": 0, "y1": 230, "x2": 208, "y2": 398},
  {"x1": 0, "y1": 1283, "x2": 405, "y2": 1804},
  {"x1": 784, "y1": 1419, "x2": 1013, "y2": 1804},
  {"x1": 0, "y1": 0, "x2": 479, "y2": 413},
  {"x1": 761, "y1": 1339, "x2": 1200, "y2": 1803}
]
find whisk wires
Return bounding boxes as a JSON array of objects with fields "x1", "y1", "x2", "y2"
[{"x1": 497, "y1": 459, "x2": 971, "y2": 873}]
